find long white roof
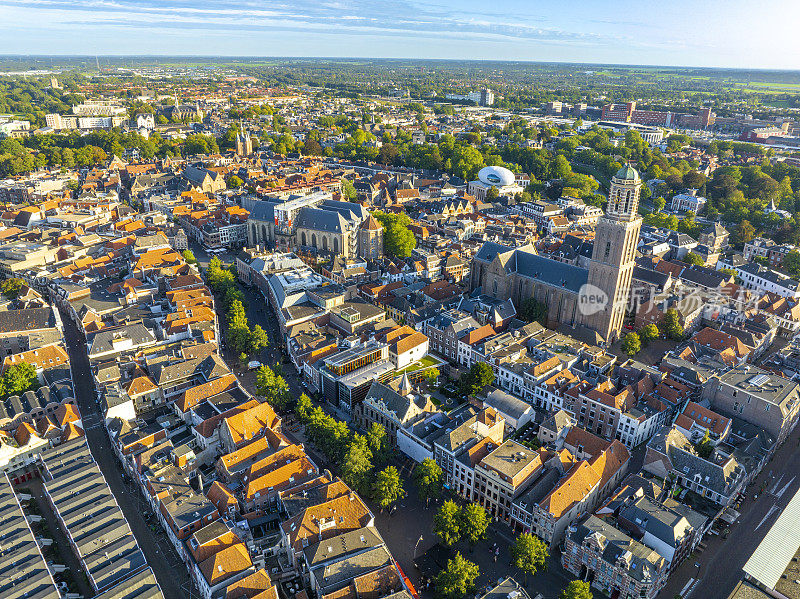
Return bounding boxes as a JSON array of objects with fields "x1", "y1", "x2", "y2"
[{"x1": 743, "y1": 486, "x2": 800, "y2": 589}]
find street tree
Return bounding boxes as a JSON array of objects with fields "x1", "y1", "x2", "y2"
[
  {"x1": 340, "y1": 434, "x2": 374, "y2": 494},
  {"x1": 295, "y1": 393, "x2": 313, "y2": 423},
  {"x1": 461, "y1": 503, "x2": 489, "y2": 546},
  {"x1": 519, "y1": 297, "x2": 548, "y2": 324},
  {"x1": 366, "y1": 422, "x2": 391, "y2": 466},
  {"x1": 560, "y1": 580, "x2": 593, "y2": 599},
  {"x1": 373, "y1": 466, "x2": 404, "y2": 510},
  {"x1": 621, "y1": 332, "x2": 641, "y2": 357},
  {"x1": 182, "y1": 249, "x2": 197, "y2": 264},
  {"x1": 784, "y1": 250, "x2": 800, "y2": 276},
  {"x1": 434, "y1": 552, "x2": 479, "y2": 599},
  {"x1": 433, "y1": 500, "x2": 463, "y2": 547},
  {"x1": 639, "y1": 324, "x2": 660, "y2": 343},
  {"x1": 255, "y1": 365, "x2": 291, "y2": 410},
  {"x1": 248, "y1": 324, "x2": 270, "y2": 354},
  {"x1": 414, "y1": 458, "x2": 444, "y2": 507},
  {"x1": 510, "y1": 533, "x2": 548, "y2": 586}
]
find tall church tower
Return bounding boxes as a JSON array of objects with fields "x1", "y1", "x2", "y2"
[
  {"x1": 584, "y1": 165, "x2": 643, "y2": 343},
  {"x1": 358, "y1": 214, "x2": 384, "y2": 261}
]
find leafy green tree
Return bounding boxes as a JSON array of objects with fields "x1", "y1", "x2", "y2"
[
  {"x1": 639, "y1": 324, "x2": 660, "y2": 343},
  {"x1": 732, "y1": 220, "x2": 756, "y2": 246},
  {"x1": 342, "y1": 178, "x2": 357, "y2": 200},
  {"x1": 682, "y1": 170, "x2": 707, "y2": 190},
  {"x1": 373, "y1": 465, "x2": 404, "y2": 510},
  {"x1": 784, "y1": 250, "x2": 800, "y2": 276},
  {"x1": 182, "y1": 249, "x2": 197, "y2": 264},
  {"x1": 663, "y1": 308, "x2": 685, "y2": 341},
  {"x1": 295, "y1": 393, "x2": 313, "y2": 423},
  {"x1": 255, "y1": 365, "x2": 291, "y2": 410},
  {"x1": 433, "y1": 500, "x2": 463, "y2": 547},
  {"x1": 682, "y1": 252, "x2": 704, "y2": 267},
  {"x1": 422, "y1": 368, "x2": 440, "y2": 386},
  {"x1": 560, "y1": 580, "x2": 593, "y2": 599},
  {"x1": 486, "y1": 186, "x2": 499, "y2": 201},
  {"x1": 227, "y1": 175, "x2": 243, "y2": 188},
  {"x1": 653, "y1": 196, "x2": 666, "y2": 212},
  {"x1": 248, "y1": 325, "x2": 270, "y2": 354},
  {"x1": 366, "y1": 422, "x2": 391, "y2": 466},
  {"x1": 621, "y1": 332, "x2": 641, "y2": 357},
  {"x1": 414, "y1": 458, "x2": 443, "y2": 507},
  {"x1": 435, "y1": 553, "x2": 479, "y2": 599},
  {"x1": 3, "y1": 362, "x2": 37, "y2": 396},
  {"x1": 0, "y1": 278, "x2": 24, "y2": 299},
  {"x1": 695, "y1": 429, "x2": 714, "y2": 459},
  {"x1": 461, "y1": 362, "x2": 495, "y2": 396},
  {"x1": 341, "y1": 434, "x2": 374, "y2": 493},
  {"x1": 461, "y1": 503, "x2": 489, "y2": 546},
  {"x1": 510, "y1": 533, "x2": 549, "y2": 586}
]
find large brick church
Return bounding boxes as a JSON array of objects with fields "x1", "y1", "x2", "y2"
[{"x1": 470, "y1": 165, "x2": 643, "y2": 344}]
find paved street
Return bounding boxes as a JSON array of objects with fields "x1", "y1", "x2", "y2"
[
  {"x1": 658, "y1": 423, "x2": 800, "y2": 599},
  {"x1": 60, "y1": 308, "x2": 189, "y2": 599}
]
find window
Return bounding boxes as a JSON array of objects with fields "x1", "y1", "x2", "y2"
[{"x1": 604, "y1": 241, "x2": 611, "y2": 261}]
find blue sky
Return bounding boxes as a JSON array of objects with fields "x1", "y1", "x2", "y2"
[{"x1": 2, "y1": 0, "x2": 799, "y2": 69}]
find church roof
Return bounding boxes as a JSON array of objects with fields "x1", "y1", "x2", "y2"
[
  {"x1": 513, "y1": 251, "x2": 589, "y2": 294},
  {"x1": 295, "y1": 207, "x2": 347, "y2": 233},
  {"x1": 362, "y1": 215, "x2": 382, "y2": 231}
]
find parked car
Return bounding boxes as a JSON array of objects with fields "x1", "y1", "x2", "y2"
[{"x1": 248, "y1": 360, "x2": 262, "y2": 370}]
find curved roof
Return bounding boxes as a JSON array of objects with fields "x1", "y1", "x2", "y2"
[
  {"x1": 478, "y1": 165, "x2": 515, "y2": 187},
  {"x1": 614, "y1": 164, "x2": 640, "y2": 182}
]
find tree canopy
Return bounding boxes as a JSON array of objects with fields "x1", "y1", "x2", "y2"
[
  {"x1": 433, "y1": 500, "x2": 463, "y2": 547},
  {"x1": 414, "y1": 458, "x2": 444, "y2": 506},
  {"x1": 435, "y1": 553, "x2": 479, "y2": 599}
]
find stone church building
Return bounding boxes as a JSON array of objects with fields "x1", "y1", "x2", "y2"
[{"x1": 470, "y1": 165, "x2": 643, "y2": 343}]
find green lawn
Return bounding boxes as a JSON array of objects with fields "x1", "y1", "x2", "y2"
[{"x1": 396, "y1": 354, "x2": 442, "y2": 374}]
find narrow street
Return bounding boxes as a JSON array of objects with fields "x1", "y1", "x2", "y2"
[{"x1": 59, "y1": 308, "x2": 189, "y2": 599}]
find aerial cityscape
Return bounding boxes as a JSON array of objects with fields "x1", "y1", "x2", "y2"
[{"x1": 1, "y1": 5, "x2": 800, "y2": 599}]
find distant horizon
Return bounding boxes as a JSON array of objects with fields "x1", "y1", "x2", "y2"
[
  {"x1": 2, "y1": 0, "x2": 799, "y2": 70},
  {"x1": 1, "y1": 55, "x2": 800, "y2": 75}
]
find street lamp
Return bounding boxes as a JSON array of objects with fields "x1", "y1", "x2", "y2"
[{"x1": 413, "y1": 535, "x2": 423, "y2": 559}]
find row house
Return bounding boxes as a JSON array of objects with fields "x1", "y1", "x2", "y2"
[
  {"x1": 431, "y1": 406, "x2": 505, "y2": 488},
  {"x1": 562, "y1": 515, "x2": 669, "y2": 599},
  {"x1": 425, "y1": 310, "x2": 479, "y2": 361},
  {"x1": 513, "y1": 441, "x2": 630, "y2": 545}
]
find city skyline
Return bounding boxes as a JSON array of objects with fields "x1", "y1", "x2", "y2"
[{"x1": 2, "y1": 0, "x2": 799, "y2": 70}]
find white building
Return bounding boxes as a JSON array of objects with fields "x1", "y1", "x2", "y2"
[
  {"x1": 671, "y1": 191, "x2": 707, "y2": 213},
  {"x1": 467, "y1": 166, "x2": 523, "y2": 202},
  {"x1": 737, "y1": 262, "x2": 800, "y2": 298}
]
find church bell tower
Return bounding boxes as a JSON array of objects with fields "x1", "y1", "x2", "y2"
[{"x1": 584, "y1": 164, "x2": 643, "y2": 343}]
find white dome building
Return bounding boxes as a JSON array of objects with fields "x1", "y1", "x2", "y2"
[
  {"x1": 468, "y1": 165, "x2": 523, "y2": 202},
  {"x1": 478, "y1": 166, "x2": 516, "y2": 186}
]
